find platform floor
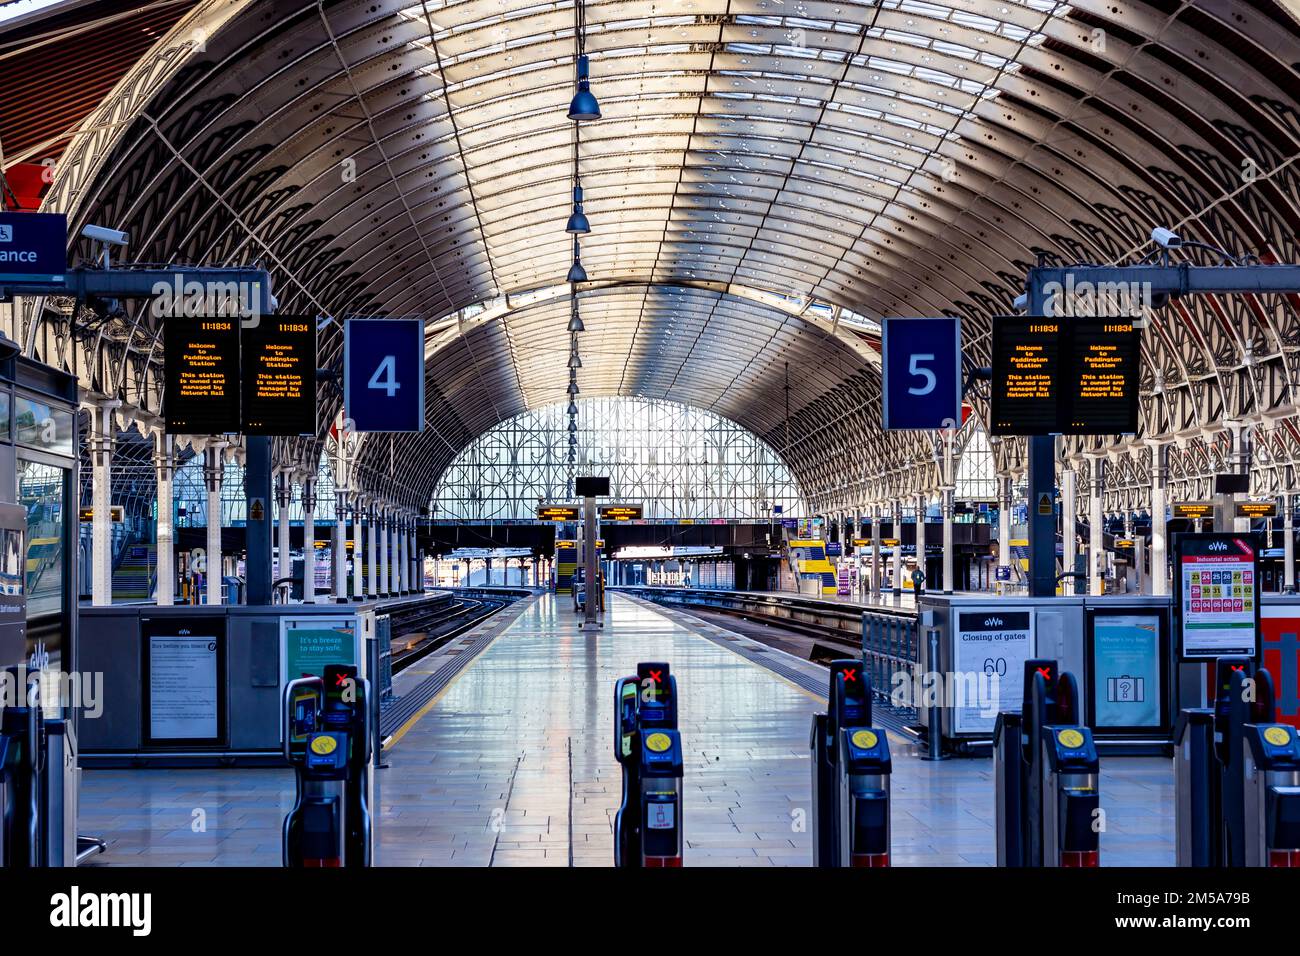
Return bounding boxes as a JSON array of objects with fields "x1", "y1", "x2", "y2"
[{"x1": 79, "y1": 592, "x2": 1173, "y2": 866}]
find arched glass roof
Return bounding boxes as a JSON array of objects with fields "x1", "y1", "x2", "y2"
[{"x1": 16, "y1": 0, "x2": 1300, "y2": 510}]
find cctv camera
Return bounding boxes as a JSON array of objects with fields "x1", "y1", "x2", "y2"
[
  {"x1": 81, "y1": 224, "x2": 130, "y2": 246},
  {"x1": 1151, "y1": 226, "x2": 1182, "y2": 249}
]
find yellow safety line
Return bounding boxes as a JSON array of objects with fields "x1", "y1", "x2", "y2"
[{"x1": 383, "y1": 597, "x2": 536, "y2": 750}]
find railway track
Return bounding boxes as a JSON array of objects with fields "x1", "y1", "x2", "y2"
[
  {"x1": 669, "y1": 602, "x2": 861, "y2": 665},
  {"x1": 389, "y1": 597, "x2": 508, "y2": 672}
]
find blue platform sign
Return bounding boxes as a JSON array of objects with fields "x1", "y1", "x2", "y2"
[
  {"x1": 0, "y1": 212, "x2": 67, "y2": 285},
  {"x1": 344, "y1": 318, "x2": 425, "y2": 433},
  {"x1": 881, "y1": 317, "x2": 962, "y2": 430}
]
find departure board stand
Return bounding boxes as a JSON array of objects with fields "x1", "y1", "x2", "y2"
[{"x1": 1020, "y1": 256, "x2": 1300, "y2": 598}]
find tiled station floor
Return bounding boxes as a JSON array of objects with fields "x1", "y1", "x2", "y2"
[{"x1": 79, "y1": 592, "x2": 1174, "y2": 866}]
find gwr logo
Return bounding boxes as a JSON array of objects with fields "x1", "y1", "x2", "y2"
[
  {"x1": 984, "y1": 617, "x2": 1003, "y2": 627},
  {"x1": 1207, "y1": 541, "x2": 1228, "y2": 552}
]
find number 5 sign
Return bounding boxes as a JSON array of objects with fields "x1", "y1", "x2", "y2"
[
  {"x1": 344, "y1": 318, "x2": 425, "y2": 432},
  {"x1": 880, "y1": 317, "x2": 962, "y2": 430}
]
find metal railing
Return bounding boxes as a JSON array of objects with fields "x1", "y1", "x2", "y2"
[{"x1": 862, "y1": 610, "x2": 919, "y2": 716}]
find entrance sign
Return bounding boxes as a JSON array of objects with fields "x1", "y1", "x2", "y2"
[
  {"x1": 881, "y1": 317, "x2": 962, "y2": 430},
  {"x1": 0, "y1": 211, "x2": 67, "y2": 285},
  {"x1": 241, "y1": 315, "x2": 317, "y2": 435},
  {"x1": 344, "y1": 319, "x2": 425, "y2": 432},
  {"x1": 164, "y1": 316, "x2": 241, "y2": 434},
  {"x1": 952, "y1": 610, "x2": 1035, "y2": 734},
  {"x1": 1175, "y1": 533, "x2": 1261, "y2": 660}
]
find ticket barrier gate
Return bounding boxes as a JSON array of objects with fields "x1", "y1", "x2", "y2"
[
  {"x1": 0, "y1": 670, "x2": 87, "y2": 867},
  {"x1": 282, "y1": 664, "x2": 373, "y2": 867},
  {"x1": 810, "y1": 659, "x2": 892, "y2": 867},
  {"x1": 613, "y1": 661, "x2": 683, "y2": 867},
  {"x1": 994, "y1": 660, "x2": 1099, "y2": 867},
  {"x1": 1175, "y1": 658, "x2": 1300, "y2": 866}
]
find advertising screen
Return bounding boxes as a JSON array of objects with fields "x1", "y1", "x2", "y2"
[{"x1": 1086, "y1": 609, "x2": 1168, "y2": 732}]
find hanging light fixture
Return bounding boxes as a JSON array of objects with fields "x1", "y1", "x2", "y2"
[
  {"x1": 568, "y1": 54, "x2": 600, "y2": 121},
  {"x1": 567, "y1": 237, "x2": 588, "y2": 283},
  {"x1": 568, "y1": 379, "x2": 580, "y2": 396},
  {"x1": 568, "y1": 350, "x2": 582, "y2": 370},
  {"x1": 568, "y1": 308, "x2": 585, "y2": 333},
  {"x1": 567, "y1": 400, "x2": 578, "y2": 415},
  {"x1": 568, "y1": 420, "x2": 578, "y2": 434},
  {"x1": 566, "y1": 184, "x2": 591, "y2": 234}
]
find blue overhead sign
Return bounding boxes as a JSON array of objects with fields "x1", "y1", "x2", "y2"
[
  {"x1": 344, "y1": 318, "x2": 425, "y2": 433},
  {"x1": 881, "y1": 316, "x2": 962, "y2": 430},
  {"x1": 0, "y1": 212, "x2": 67, "y2": 285}
]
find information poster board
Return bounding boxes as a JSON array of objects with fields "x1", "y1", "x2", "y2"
[
  {"x1": 241, "y1": 315, "x2": 317, "y2": 435},
  {"x1": 1175, "y1": 533, "x2": 1262, "y2": 660},
  {"x1": 280, "y1": 616, "x2": 359, "y2": 688},
  {"x1": 164, "y1": 316, "x2": 241, "y2": 434},
  {"x1": 141, "y1": 616, "x2": 226, "y2": 746},
  {"x1": 952, "y1": 609, "x2": 1036, "y2": 734},
  {"x1": 1085, "y1": 608, "x2": 1169, "y2": 734},
  {"x1": 989, "y1": 318, "x2": 1060, "y2": 436}
]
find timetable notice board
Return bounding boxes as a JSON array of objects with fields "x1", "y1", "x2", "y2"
[
  {"x1": 242, "y1": 316, "x2": 317, "y2": 435},
  {"x1": 164, "y1": 317, "x2": 241, "y2": 434},
  {"x1": 989, "y1": 317, "x2": 1139, "y2": 436},
  {"x1": 1175, "y1": 533, "x2": 1262, "y2": 660},
  {"x1": 990, "y1": 318, "x2": 1059, "y2": 436}
]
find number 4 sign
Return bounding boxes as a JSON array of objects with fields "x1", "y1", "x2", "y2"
[
  {"x1": 344, "y1": 318, "x2": 426, "y2": 432},
  {"x1": 880, "y1": 317, "x2": 962, "y2": 431}
]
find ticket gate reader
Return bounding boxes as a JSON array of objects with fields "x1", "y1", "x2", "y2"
[
  {"x1": 811, "y1": 659, "x2": 892, "y2": 867},
  {"x1": 1241, "y1": 723, "x2": 1300, "y2": 866},
  {"x1": 1176, "y1": 658, "x2": 1300, "y2": 866},
  {"x1": 1175, "y1": 658, "x2": 1271, "y2": 866},
  {"x1": 994, "y1": 660, "x2": 1099, "y2": 867},
  {"x1": 613, "y1": 661, "x2": 683, "y2": 866},
  {"x1": 0, "y1": 670, "x2": 86, "y2": 868},
  {"x1": 282, "y1": 664, "x2": 373, "y2": 867}
]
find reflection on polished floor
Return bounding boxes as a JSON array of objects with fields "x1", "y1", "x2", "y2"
[{"x1": 79, "y1": 592, "x2": 1174, "y2": 866}]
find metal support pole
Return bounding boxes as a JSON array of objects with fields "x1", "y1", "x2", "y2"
[
  {"x1": 1285, "y1": 484, "x2": 1296, "y2": 595},
  {"x1": 582, "y1": 495, "x2": 599, "y2": 631},
  {"x1": 367, "y1": 502, "x2": 378, "y2": 597},
  {"x1": 153, "y1": 431, "x2": 174, "y2": 606},
  {"x1": 891, "y1": 500, "x2": 903, "y2": 596},
  {"x1": 90, "y1": 401, "x2": 119, "y2": 607},
  {"x1": 1061, "y1": 467, "x2": 1077, "y2": 594},
  {"x1": 303, "y1": 478, "x2": 316, "y2": 603},
  {"x1": 378, "y1": 506, "x2": 389, "y2": 598},
  {"x1": 998, "y1": 475, "x2": 1011, "y2": 595},
  {"x1": 245, "y1": 436, "x2": 274, "y2": 606},
  {"x1": 941, "y1": 488, "x2": 954, "y2": 595},
  {"x1": 334, "y1": 490, "x2": 349, "y2": 602},
  {"x1": 352, "y1": 495, "x2": 365, "y2": 600},
  {"x1": 1151, "y1": 444, "x2": 1168, "y2": 596},
  {"x1": 1089, "y1": 459, "x2": 1105, "y2": 596},
  {"x1": 1027, "y1": 438, "x2": 1057, "y2": 598},
  {"x1": 870, "y1": 504, "x2": 882, "y2": 599},
  {"x1": 204, "y1": 446, "x2": 224, "y2": 607},
  {"x1": 275, "y1": 469, "x2": 291, "y2": 601}
]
